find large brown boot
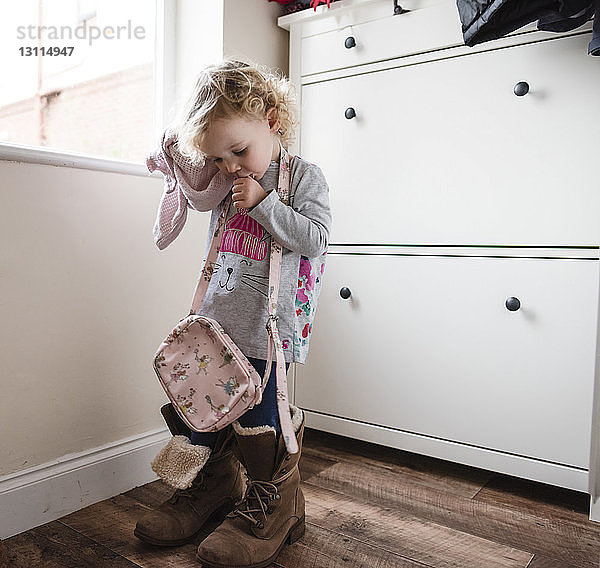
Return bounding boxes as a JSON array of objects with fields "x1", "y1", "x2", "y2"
[
  {"x1": 134, "y1": 404, "x2": 244, "y2": 546},
  {"x1": 196, "y1": 405, "x2": 305, "y2": 568}
]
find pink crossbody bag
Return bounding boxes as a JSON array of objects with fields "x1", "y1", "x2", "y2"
[{"x1": 153, "y1": 146, "x2": 298, "y2": 454}]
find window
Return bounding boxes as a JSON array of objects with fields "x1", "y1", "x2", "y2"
[
  {"x1": 1, "y1": 0, "x2": 156, "y2": 163},
  {"x1": 77, "y1": 0, "x2": 97, "y2": 23}
]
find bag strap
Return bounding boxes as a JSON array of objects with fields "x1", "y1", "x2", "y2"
[
  {"x1": 189, "y1": 145, "x2": 299, "y2": 454},
  {"x1": 263, "y1": 147, "x2": 298, "y2": 455}
]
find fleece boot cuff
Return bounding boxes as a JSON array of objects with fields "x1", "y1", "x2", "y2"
[
  {"x1": 232, "y1": 404, "x2": 304, "y2": 437},
  {"x1": 151, "y1": 435, "x2": 211, "y2": 490}
]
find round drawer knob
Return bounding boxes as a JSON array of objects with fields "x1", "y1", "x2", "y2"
[
  {"x1": 514, "y1": 81, "x2": 530, "y2": 96},
  {"x1": 345, "y1": 36, "x2": 356, "y2": 49},
  {"x1": 345, "y1": 107, "x2": 356, "y2": 119},
  {"x1": 340, "y1": 287, "x2": 352, "y2": 300},
  {"x1": 394, "y1": 0, "x2": 409, "y2": 14},
  {"x1": 505, "y1": 297, "x2": 521, "y2": 311}
]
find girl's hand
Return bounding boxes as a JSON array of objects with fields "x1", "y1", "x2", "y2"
[{"x1": 231, "y1": 177, "x2": 268, "y2": 210}]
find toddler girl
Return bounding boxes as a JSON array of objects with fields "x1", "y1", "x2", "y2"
[{"x1": 135, "y1": 60, "x2": 331, "y2": 568}]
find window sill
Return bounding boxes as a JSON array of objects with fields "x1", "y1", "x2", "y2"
[{"x1": 0, "y1": 142, "x2": 160, "y2": 178}]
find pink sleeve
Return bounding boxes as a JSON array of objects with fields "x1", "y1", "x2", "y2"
[{"x1": 147, "y1": 129, "x2": 232, "y2": 249}]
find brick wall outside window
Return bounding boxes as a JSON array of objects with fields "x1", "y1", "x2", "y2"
[{"x1": 0, "y1": 62, "x2": 154, "y2": 164}]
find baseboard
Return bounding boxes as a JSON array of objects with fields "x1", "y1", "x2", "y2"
[
  {"x1": 304, "y1": 410, "x2": 590, "y2": 493},
  {"x1": 0, "y1": 428, "x2": 171, "y2": 539}
]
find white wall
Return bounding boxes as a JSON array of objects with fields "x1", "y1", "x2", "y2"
[
  {"x1": 169, "y1": 0, "x2": 224, "y2": 125},
  {"x1": 223, "y1": 0, "x2": 289, "y2": 73},
  {"x1": 167, "y1": 0, "x2": 288, "y2": 129},
  {"x1": 0, "y1": 162, "x2": 209, "y2": 477}
]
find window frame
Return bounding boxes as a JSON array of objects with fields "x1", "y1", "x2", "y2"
[{"x1": 0, "y1": 0, "x2": 174, "y2": 177}]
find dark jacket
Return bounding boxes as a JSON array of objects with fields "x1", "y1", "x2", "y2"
[{"x1": 455, "y1": 0, "x2": 599, "y2": 55}]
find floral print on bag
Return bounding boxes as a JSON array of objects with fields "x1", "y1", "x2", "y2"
[
  {"x1": 216, "y1": 376, "x2": 240, "y2": 396},
  {"x1": 198, "y1": 320, "x2": 217, "y2": 343},
  {"x1": 176, "y1": 388, "x2": 197, "y2": 415},
  {"x1": 219, "y1": 346, "x2": 235, "y2": 367},
  {"x1": 194, "y1": 350, "x2": 212, "y2": 375},
  {"x1": 205, "y1": 394, "x2": 230, "y2": 419},
  {"x1": 168, "y1": 362, "x2": 190, "y2": 385},
  {"x1": 166, "y1": 326, "x2": 186, "y2": 345},
  {"x1": 154, "y1": 315, "x2": 265, "y2": 431}
]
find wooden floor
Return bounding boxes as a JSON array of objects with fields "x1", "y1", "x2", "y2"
[{"x1": 5, "y1": 428, "x2": 600, "y2": 568}]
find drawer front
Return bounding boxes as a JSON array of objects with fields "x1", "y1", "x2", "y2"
[
  {"x1": 296, "y1": 254, "x2": 598, "y2": 469},
  {"x1": 301, "y1": 33, "x2": 600, "y2": 246},
  {"x1": 301, "y1": 0, "x2": 462, "y2": 76}
]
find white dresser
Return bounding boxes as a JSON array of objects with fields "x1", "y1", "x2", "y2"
[{"x1": 278, "y1": 0, "x2": 600, "y2": 516}]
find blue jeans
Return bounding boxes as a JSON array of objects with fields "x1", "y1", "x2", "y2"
[{"x1": 190, "y1": 356, "x2": 290, "y2": 448}]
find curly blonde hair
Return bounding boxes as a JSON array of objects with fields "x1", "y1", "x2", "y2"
[{"x1": 174, "y1": 60, "x2": 298, "y2": 164}]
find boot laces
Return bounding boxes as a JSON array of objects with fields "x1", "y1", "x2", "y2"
[
  {"x1": 171, "y1": 470, "x2": 213, "y2": 501},
  {"x1": 233, "y1": 479, "x2": 279, "y2": 528}
]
